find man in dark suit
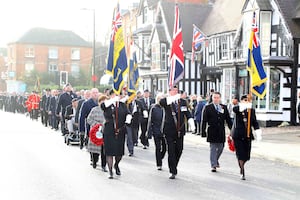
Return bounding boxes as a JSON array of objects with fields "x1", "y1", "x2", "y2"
[
  {"x1": 160, "y1": 86, "x2": 195, "y2": 179},
  {"x1": 126, "y1": 96, "x2": 143, "y2": 156},
  {"x1": 78, "y1": 88, "x2": 99, "y2": 149},
  {"x1": 41, "y1": 88, "x2": 51, "y2": 127},
  {"x1": 201, "y1": 91, "x2": 232, "y2": 172},
  {"x1": 139, "y1": 89, "x2": 155, "y2": 149},
  {"x1": 56, "y1": 84, "x2": 77, "y2": 135},
  {"x1": 48, "y1": 90, "x2": 59, "y2": 130}
]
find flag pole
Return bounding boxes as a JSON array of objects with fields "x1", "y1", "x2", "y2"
[{"x1": 247, "y1": 8, "x2": 256, "y2": 139}]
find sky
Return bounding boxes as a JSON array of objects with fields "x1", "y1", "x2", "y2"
[{"x1": 0, "y1": 0, "x2": 139, "y2": 47}]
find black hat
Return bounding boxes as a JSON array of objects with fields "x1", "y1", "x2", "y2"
[{"x1": 241, "y1": 94, "x2": 248, "y2": 101}]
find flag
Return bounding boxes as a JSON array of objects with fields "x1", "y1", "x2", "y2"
[
  {"x1": 191, "y1": 24, "x2": 206, "y2": 63},
  {"x1": 247, "y1": 12, "x2": 267, "y2": 99},
  {"x1": 34, "y1": 76, "x2": 40, "y2": 93},
  {"x1": 168, "y1": 4, "x2": 184, "y2": 89},
  {"x1": 127, "y1": 44, "x2": 140, "y2": 103},
  {"x1": 106, "y1": 2, "x2": 128, "y2": 95}
]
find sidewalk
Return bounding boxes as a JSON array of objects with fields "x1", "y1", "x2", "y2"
[{"x1": 184, "y1": 126, "x2": 300, "y2": 167}]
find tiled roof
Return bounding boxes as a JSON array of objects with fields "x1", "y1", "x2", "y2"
[
  {"x1": 16, "y1": 27, "x2": 91, "y2": 47},
  {"x1": 276, "y1": 0, "x2": 300, "y2": 38},
  {"x1": 201, "y1": 0, "x2": 244, "y2": 36}
]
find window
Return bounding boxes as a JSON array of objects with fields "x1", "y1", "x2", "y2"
[
  {"x1": 161, "y1": 43, "x2": 167, "y2": 70},
  {"x1": 71, "y1": 49, "x2": 80, "y2": 60},
  {"x1": 49, "y1": 48, "x2": 58, "y2": 59},
  {"x1": 151, "y1": 42, "x2": 160, "y2": 70},
  {"x1": 260, "y1": 11, "x2": 271, "y2": 57},
  {"x1": 269, "y1": 69, "x2": 280, "y2": 110},
  {"x1": 143, "y1": 7, "x2": 148, "y2": 23},
  {"x1": 71, "y1": 63, "x2": 80, "y2": 77},
  {"x1": 25, "y1": 62, "x2": 34, "y2": 72},
  {"x1": 158, "y1": 79, "x2": 168, "y2": 93},
  {"x1": 221, "y1": 36, "x2": 228, "y2": 59},
  {"x1": 25, "y1": 46, "x2": 34, "y2": 57},
  {"x1": 48, "y1": 63, "x2": 58, "y2": 72}
]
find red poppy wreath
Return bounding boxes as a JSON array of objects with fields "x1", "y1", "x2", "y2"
[{"x1": 89, "y1": 123, "x2": 104, "y2": 146}]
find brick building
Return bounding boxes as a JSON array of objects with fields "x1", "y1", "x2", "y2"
[{"x1": 7, "y1": 27, "x2": 92, "y2": 86}]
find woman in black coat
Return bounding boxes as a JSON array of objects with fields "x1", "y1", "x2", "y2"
[
  {"x1": 101, "y1": 90, "x2": 131, "y2": 179},
  {"x1": 232, "y1": 95, "x2": 260, "y2": 180}
]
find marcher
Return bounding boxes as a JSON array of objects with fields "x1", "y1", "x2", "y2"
[
  {"x1": 194, "y1": 96, "x2": 206, "y2": 135},
  {"x1": 126, "y1": 95, "x2": 143, "y2": 156},
  {"x1": 159, "y1": 86, "x2": 195, "y2": 179},
  {"x1": 87, "y1": 94, "x2": 108, "y2": 172},
  {"x1": 101, "y1": 90, "x2": 132, "y2": 179},
  {"x1": 228, "y1": 96, "x2": 239, "y2": 123},
  {"x1": 201, "y1": 92, "x2": 232, "y2": 172},
  {"x1": 231, "y1": 94, "x2": 260, "y2": 180},
  {"x1": 56, "y1": 84, "x2": 77, "y2": 135},
  {"x1": 147, "y1": 92, "x2": 166, "y2": 170},
  {"x1": 78, "y1": 88, "x2": 99, "y2": 149},
  {"x1": 139, "y1": 89, "x2": 155, "y2": 149}
]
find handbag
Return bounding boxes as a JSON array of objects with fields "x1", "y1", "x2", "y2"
[{"x1": 227, "y1": 135, "x2": 235, "y2": 152}]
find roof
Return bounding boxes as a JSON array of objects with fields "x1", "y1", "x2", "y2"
[
  {"x1": 275, "y1": 0, "x2": 300, "y2": 38},
  {"x1": 136, "y1": 0, "x2": 159, "y2": 16},
  {"x1": 242, "y1": 0, "x2": 272, "y2": 11},
  {"x1": 161, "y1": 1, "x2": 212, "y2": 52},
  {"x1": 15, "y1": 27, "x2": 91, "y2": 47},
  {"x1": 201, "y1": 0, "x2": 244, "y2": 36}
]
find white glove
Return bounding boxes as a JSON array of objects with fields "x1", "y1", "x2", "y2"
[
  {"x1": 245, "y1": 102, "x2": 252, "y2": 109},
  {"x1": 125, "y1": 114, "x2": 132, "y2": 124},
  {"x1": 104, "y1": 99, "x2": 114, "y2": 107},
  {"x1": 239, "y1": 103, "x2": 246, "y2": 112},
  {"x1": 104, "y1": 96, "x2": 119, "y2": 107},
  {"x1": 254, "y1": 129, "x2": 262, "y2": 141},
  {"x1": 143, "y1": 110, "x2": 148, "y2": 118},
  {"x1": 166, "y1": 94, "x2": 181, "y2": 105},
  {"x1": 119, "y1": 95, "x2": 129, "y2": 103},
  {"x1": 188, "y1": 118, "x2": 195, "y2": 133}
]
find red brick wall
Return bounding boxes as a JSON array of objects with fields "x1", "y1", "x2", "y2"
[{"x1": 8, "y1": 43, "x2": 92, "y2": 80}]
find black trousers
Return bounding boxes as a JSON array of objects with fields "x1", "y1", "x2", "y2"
[
  {"x1": 43, "y1": 111, "x2": 49, "y2": 126},
  {"x1": 154, "y1": 135, "x2": 167, "y2": 167},
  {"x1": 166, "y1": 135, "x2": 184, "y2": 175},
  {"x1": 90, "y1": 146, "x2": 106, "y2": 167},
  {"x1": 140, "y1": 121, "x2": 149, "y2": 146}
]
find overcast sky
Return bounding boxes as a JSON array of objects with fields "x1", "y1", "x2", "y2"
[{"x1": 0, "y1": 0, "x2": 139, "y2": 47}]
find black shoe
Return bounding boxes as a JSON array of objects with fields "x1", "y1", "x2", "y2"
[
  {"x1": 128, "y1": 153, "x2": 133, "y2": 157},
  {"x1": 108, "y1": 170, "x2": 113, "y2": 179},
  {"x1": 114, "y1": 164, "x2": 121, "y2": 175},
  {"x1": 92, "y1": 162, "x2": 97, "y2": 169},
  {"x1": 211, "y1": 167, "x2": 217, "y2": 172},
  {"x1": 157, "y1": 166, "x2": 162, "y2": 170},
  {"x1": 240, "y1": 175, "x2": 246, "y2": 180},
  {"x1": 102, "y1": 166, "x2": 108, "y2": 172},
  {"x1": 169, "y1": 174, "x2": 176, "y2": 179}
]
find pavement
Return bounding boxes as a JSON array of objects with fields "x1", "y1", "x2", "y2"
[{"x1": 184, "y1": 126, "x2": 300, "y2": 167}]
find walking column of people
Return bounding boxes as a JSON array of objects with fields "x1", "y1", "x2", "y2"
[{"x1": 0, "y1": 84, "x2": 262, "y2": 180}]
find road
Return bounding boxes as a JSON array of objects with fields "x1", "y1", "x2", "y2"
[{"x1": 0, "y1": 111, "x2": 299, "y2": 200}]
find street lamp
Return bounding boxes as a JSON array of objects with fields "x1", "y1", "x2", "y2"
[{"x1": 81, "y1": 8, "x2": 96, "y2": 88}]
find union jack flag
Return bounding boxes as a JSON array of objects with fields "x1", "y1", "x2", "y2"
[
  {"x1": 111, "y1": 3, "x2": 122, "y2": 41},
  {"x1": 106, "y1": 2, "x2": 128, "y2": 95},
  {"x1": 191, "y1": 24, "x2": 206, "y2": 63},
  {"x1": 168, "y1": 4, "x2": 184, "y2": 89}
]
